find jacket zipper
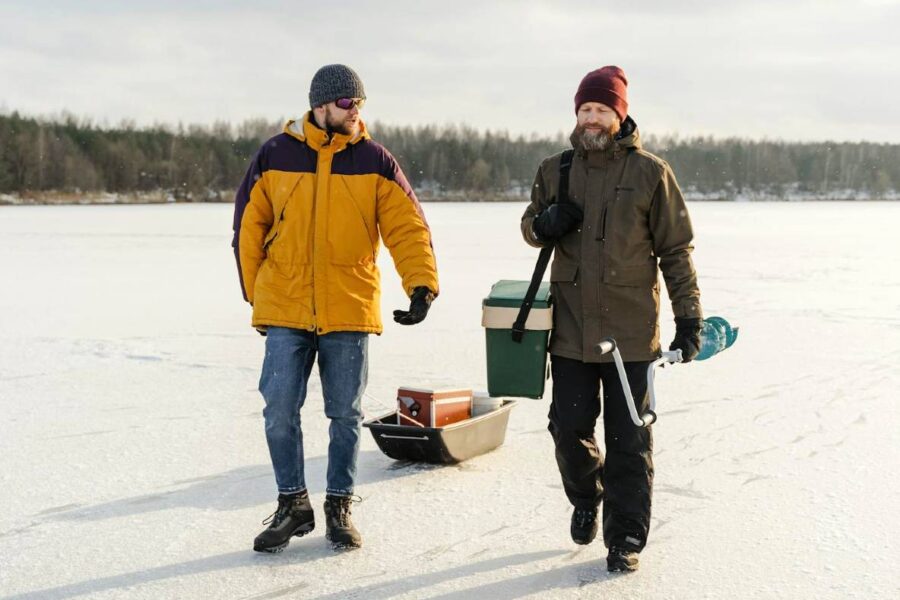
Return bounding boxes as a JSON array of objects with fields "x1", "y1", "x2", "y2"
[
  {"x1": 598, "y1": 205, "x2": 609, "y2": 242},
  {"x1": 312, "y1": 138, "x2": 333, "y2": 333}
]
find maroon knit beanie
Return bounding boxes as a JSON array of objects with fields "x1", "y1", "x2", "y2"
[{"x1": 574, "y1": 66, "x2": 628, "y2": 121}]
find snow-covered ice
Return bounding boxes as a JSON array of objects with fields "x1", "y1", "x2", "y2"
[{"x1": 0, "y1": 201, "x2": 898, "y2": 599}]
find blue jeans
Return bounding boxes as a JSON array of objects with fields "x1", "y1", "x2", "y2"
[{"x1": 259, "y1": 327, "x2": 368, "y2": 496}]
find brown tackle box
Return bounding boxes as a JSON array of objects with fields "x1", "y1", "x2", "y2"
[{"x1": 396, "y1": 387, "x2": 473, "y2": 428}]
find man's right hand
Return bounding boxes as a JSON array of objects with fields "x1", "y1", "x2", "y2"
[{"x1": 533, "y1": 203, "x2": 583, "y2": 242}]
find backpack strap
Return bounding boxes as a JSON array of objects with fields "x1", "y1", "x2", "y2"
[
  {"x1": 512, "y1": 149, "x2": 575, "y2": 343},
  {"x1": 557, "y1": 149, "x2": 575, "y2": 208}
]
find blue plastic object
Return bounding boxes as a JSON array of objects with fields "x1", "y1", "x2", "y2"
[{"x1": 695, "y1": 316, "x2": 739, "y2": 361}]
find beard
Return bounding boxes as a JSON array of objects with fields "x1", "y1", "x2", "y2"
[
  {"x1": 324, "y1": 106, "x2": 360, "y2": 136},
  {"x1": 572, "y1": 121, "x2": 620, "y2": 152}
]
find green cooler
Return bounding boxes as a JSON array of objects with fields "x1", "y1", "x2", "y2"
[{"x1": 482, "y1": 280, "x2": 553, "y2": 399}]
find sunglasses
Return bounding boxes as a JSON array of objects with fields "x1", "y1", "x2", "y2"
[{"x1": 334, "y1": 97, "x2": 365, "y2": 110}]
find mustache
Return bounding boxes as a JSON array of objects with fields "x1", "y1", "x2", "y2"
[{"x1": 576, "y1": 123, "x2": 614, "y2": 135}]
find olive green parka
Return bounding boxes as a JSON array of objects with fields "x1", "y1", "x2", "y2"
[{"x1": 521, "y1": 117, "x2": 702, "y2": 362}]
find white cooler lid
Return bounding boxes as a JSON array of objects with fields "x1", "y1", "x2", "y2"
[{"x1": 481, "y1": 305, "x2": 553, "y2": 331}]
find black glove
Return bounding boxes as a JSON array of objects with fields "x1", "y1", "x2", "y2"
[
  {"x1": 532, "y1": 203, "x2": 583, "y2": 242},
  {"x1": 669, "y1": 317, "x2": 703, "y2": 362},
  {"x1": 393, "y1": 287, "x2": 434, "y2": 325}
]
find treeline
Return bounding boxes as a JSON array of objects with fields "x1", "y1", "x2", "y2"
[
  {"x1": 375, "y1": 124, "x2": 900, "y2": 199},
  {"x1": 643, "y1": 133, "x2": 900, "y2": 199},
  {"x1": 0, "y1": 112, "x2": 270, "y2": 200},
  {"x1": 1, "y1": 111, "x2": 898, "y2": 201}
]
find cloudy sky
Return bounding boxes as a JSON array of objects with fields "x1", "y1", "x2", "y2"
[{"x1": 1, "y1": 0, "x2": 898, "y2": 142}]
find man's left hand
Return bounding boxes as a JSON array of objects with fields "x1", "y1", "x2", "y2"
[
  {"x1": 669, "y1": 317, "x2": 703, "y2": 362},
  {"x1": 393, "y1": 287, "x2": 435, "y2": 325}
]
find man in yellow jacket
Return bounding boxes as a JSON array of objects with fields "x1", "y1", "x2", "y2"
[{"x1": 232, "y1": 64, "x2": 439, "y2": 553}]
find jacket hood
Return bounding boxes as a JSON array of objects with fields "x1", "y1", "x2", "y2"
[{"x1": 284, "y1": 111, "x2": 370, "y2": 151}]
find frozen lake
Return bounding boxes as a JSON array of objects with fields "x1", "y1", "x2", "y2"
[{"x1": 1, "y1": 201, "x2": 898, "y2": 599}]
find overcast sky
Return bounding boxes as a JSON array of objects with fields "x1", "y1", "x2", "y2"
[{"x1": 1, "y1": 0, "x2": 898, "y2": 142}]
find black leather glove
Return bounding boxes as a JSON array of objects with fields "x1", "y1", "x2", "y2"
[
  {"x1": 393, "y1": 287, "x2": 434, "y2": 325},
  {"x1": 532, "y1": 203, "x2": 583, "y2": 242},
  {"x1": 669, "y1": 317, "x2": 703, "y2": 362}
]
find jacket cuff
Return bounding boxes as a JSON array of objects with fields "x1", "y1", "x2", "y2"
[
  {"x1": 528, "y1": 221, "x2": 552, "y2": 247},
  {"x1": 673, "y1": 298, "x2": 703, "y2": 319},
  {"x1": 406, "y1": 281, "x2": 439, "y2": 298}
]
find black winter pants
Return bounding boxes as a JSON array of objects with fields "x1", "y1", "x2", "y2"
[{"x1": 548, "y1": 355, "x2": 654, "y2": 552}]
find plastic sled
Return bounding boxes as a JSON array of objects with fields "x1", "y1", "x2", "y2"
[{"x1": 363, "y1": 400, "x2": 517, "y2": 464}]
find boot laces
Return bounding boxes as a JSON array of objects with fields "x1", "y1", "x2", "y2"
[
  {"x1": 262, "y1": 494, "x2": 295, "y2": 526},
  {"x1": 330, "y1": 495, "x2": 361, "y2": 527}
]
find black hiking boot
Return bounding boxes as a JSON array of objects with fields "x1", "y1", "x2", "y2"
[
  {"x1": 607, "y1": 546, "x2": 640, "y2": 572},
  {"x1": 323, "y1": 494, "x2": 362, "y2": 550},
  {"x1": 570, "y1": 507, "x2": 598, "y2": 545},
  {"x1": 253, "y1": 491, "x2": 315, "y2": 553}
]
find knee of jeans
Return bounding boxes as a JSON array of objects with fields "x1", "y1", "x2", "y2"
[
  {"x1": 264, "y1": 422, "x2": 297, "y2": 444},
  {"x1": 323, "y1": 397, "x2": 362, "y2": 421},
  {"x1": 264, "y1": 407, "x2": 299, "y2": 434},
  {"x1": 325, "y1": 408, "x2": 363, "y2": 424}
]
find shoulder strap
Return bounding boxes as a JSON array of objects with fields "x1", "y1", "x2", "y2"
[
  {"x1": 512, "y1": 150, "x2": 575, "y2": 343},
  {"x1": 557, "y1": 149, "x2": 575, "y2": 206}
]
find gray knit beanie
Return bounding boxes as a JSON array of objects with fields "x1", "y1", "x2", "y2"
[{"x1": 308, "y1": 64, "x2": 366, "y2": 108}]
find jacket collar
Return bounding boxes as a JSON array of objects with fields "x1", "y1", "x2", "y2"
[{"x1": 284, "y1": 111, "x2": 370, "y2": 152}]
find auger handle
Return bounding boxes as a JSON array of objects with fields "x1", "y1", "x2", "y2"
[
  {"x1": 596, "y1": 338, "x2": 617, "y2": 355},
  {"x1": 594, "y1": 338, "x2": 680, "y2": 428}
]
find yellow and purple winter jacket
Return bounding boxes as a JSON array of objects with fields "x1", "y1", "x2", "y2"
[{"x1": 232, "y1": 114, "x2": 439, "y2": 334}]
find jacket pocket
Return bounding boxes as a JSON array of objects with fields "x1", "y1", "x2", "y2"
[
  {"x1": 550, "y1": 260, "x2": 579, "y2": 282},
  {"x1": 602, "y1": 263, "x2": 657, "y2": 287},
  {"x1": 263, "y1": 207, "x2": 285, "y2": 251},
  {"x1": 264, "y1": 173, "x2": 305, "y2": 261},
  {"x1": 598, "y1": 198, "x2": 612, "y2": 241},
  {"x1": 329, "y1": 179, "x2": 377, "y2": 265}
]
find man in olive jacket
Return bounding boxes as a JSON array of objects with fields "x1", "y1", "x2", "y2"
[{"x1": 521, "y1": 66, "x2": 703, "y2": 572}]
